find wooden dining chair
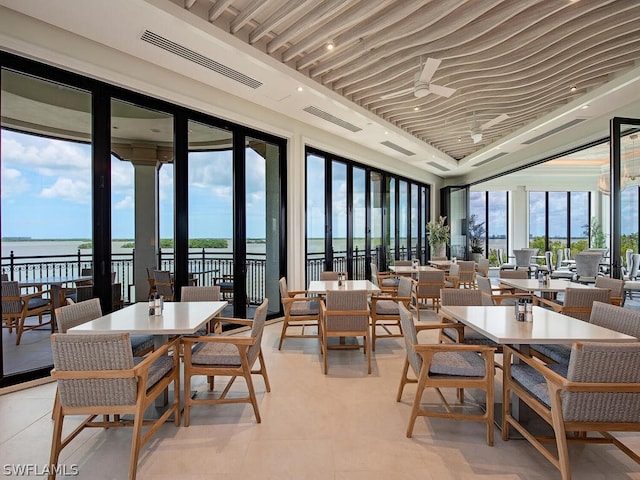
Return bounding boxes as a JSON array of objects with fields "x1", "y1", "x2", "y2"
[
  {"x1": 535, "y1": 287, "x2": 611, "y2": 321},
  {"x1": 457, "y1": 260, "x2": 477, "y2": 288},
  {"x1": 410, "y1": 270, "x2": 446, "y2": 319},
  {"x1": 181, "y1": 299, "x2": 270, "y2": 425},
  {"x1": 278, "y1": 277, "x2": 320, "y2": 349},
  {"x1": 320, "y1": 289, "x2": 371, "y2": 374},
  {"x1": 370, "y1": 276, "x2": 412, "y2": 351},
  {"x1": 1, "y1": 280, "x2": 53, "y2": 345},
  {"x1": 180, "y1": 285, "x2": 222, "y2": 334},
  {"x1": 502, "y1": 342, "x2": 640, "y2": 480},
  {"x1": 49, "y1": 333, "x2": 180, "y2": 480},
  {"x1": 397, "y1": 303, "x2": 496, "y2": 445},
  {"x1": 153, "y1": 270, "x2": 174, "y2": 301}
]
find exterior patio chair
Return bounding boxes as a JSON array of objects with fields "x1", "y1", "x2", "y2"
[
  {"x1": 573, "y1": 252, "x2": 603, "y2": 284},
  {"x1": 396, "y1": 303, "x2": 496, "y2": 445},
  {"x1": 320, "y1": 289, "x2": 371, "y2": 374},
  {"x1": 181, "y1": 299, "x2": 270, "y2": 425},
  {"x1": 49, "y1": 333, "x2": 180, "y2": 480},
  {"x1": 1, "y1": 280, "x2": 53, "y2": 345},
  {"x1": 277, "y1": 277, "x2": 320, "y2": 349},
  {"x1": 502, "y1": 342, "x2": 640, "y2": 480},
  {"x1": 410, "y1": 270, "x2": 446, "y2": 319},
  {"x1": 370, "y1": 276, "x2": 412, "y2": 351},
  {"x1": 180, "y1": 285, "x2": 222, "y2": 334},
  {"x1": 550, "y1": 249, "x2": 575, "y2": 280},
  {"x1": 153, "y1": 270, "x2": 174, "y2": 301},
  {"x1": 497, "y1": 248, "x2": 515, "y2": 270},
  {"x1": 514, "y1": 248, "x2": 538, "y2": 276}
]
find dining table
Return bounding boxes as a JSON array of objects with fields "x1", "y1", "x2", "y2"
[
  {"x1": 427, "y1": 260, "x2": 452, "y2": 269},
  {"x1": 20, "y1": 275, "x2": 93, "y2": 310},
  {"x1": 68, "y1": 300, "x2": 228, "y2": 407},
  {"x1": 498, "y1": 277, "x2": 591, "y2": 299},
  {"x1": 439, "y1": 304, "x2": 637, "y2": 423},
  {"x1": 307, "y1": 279, "x2": 381, "y2": 295},
  {"x1": 389, "y1": 265, "x2": 441, "y2": 276}
]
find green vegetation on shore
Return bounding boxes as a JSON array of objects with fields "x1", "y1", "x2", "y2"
[{"x1": 77, "y1": 238, "x2": 229, "y2": 249}]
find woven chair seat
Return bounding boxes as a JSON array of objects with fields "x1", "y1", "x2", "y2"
[
  {"x1": 510, "y1": 363, "x2": 569, "y2": 408},
  {"x1": 529, "y1": 343, "x2": 571, "y2": 364},
  {"x1": 130, "y1": 334, "x2": 154, "y2": 357},
  {"x1": 27, "y1": 297, "x2": 50, "y2": 309},
  {"x1": 442, "y1": 327, "x2": 499, "y2": 347},
  {"x1": 191, "y1": 341, "x2": 243, "y2": 366},
  {"x1": 429, "y1": 351, "x2": 487, "y2": 377},
  {"x1": 290, "y1": 299, "x2": 319, "y2": 316},
  {"x1": 132, "y1": 355, "x2": 175, "y2": 391},
  {"x1": 381, "y1": 277, "x2": 400, "y2": 287},
  {"x1": 372, "y1": 299, "x2": 399, "y2": 316}
]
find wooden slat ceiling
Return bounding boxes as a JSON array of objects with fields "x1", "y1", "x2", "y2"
[{"x1": 176, "y1": 0, "x2": 640, "y2": 161}]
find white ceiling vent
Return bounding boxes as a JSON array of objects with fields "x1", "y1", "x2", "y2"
[
  {"x1": 140, "y1": 30, "x2": 263, "y2": 89},
  {"x1": 473, "y1": 152, "x2": 509, "y2": 166},
  {"x1": 380, "y1": 141, "x2": 416, "y2": 156},
  {"x1": 303, "y1": 106, "x2": 362, "y2": 132},
  {"x1": 426, "y1": 161, "x2": 450, "y2": 171},
  {"x1": 522, "y1": 118, "x2": 586, "y2": 145}
]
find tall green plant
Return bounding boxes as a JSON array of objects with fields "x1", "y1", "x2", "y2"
[
  {"x1": 427, "y1": 216, "x2": 450, "y2": 248},
  {"x1": 583, "y1": 217, "x2": 606, "y2": 248}
]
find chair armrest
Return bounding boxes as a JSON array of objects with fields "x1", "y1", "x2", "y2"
[
  {"x1": 287, "y1": 289, "x2": 309, "y2": 297},
  {"x1": 445, "y1": 275, "x2": 459, "y2": 288},
  {"x1": 533, "y1": 296, "x2": 563, "y2": 312},
  {"x1": 414, "y1": 343, "x2": 496, "y2": 354}
]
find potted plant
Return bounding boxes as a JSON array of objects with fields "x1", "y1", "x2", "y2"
[
  {"x1": 427, "y1": 215, "x2": 450, "y2": 258},
  {"x1": 468, "y1": 214, "x2": 486, "y2": 262}
]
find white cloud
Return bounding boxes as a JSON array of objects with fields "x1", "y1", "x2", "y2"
[
  {"x1": 40, "y1": 177, "x2": 91, "y2": 204},
  {"x1": 0, "y1": 167, "x2": 28, "y2": 199},
  {"x1": 115, "y1": 195, "x2": 133, "y2": 210}
]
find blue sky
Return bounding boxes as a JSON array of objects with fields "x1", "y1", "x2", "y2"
[{"x1": 1, "y1": 130, "x2": 269, "y2": 240}]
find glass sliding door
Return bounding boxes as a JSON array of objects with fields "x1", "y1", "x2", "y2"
[
  {"x1": 410, "y1": 184, "x2": 418, "y2": 260},
  {"x1": 388, "y1": 177, "x2": 397, "y2": 261},
  {"x1": 370, "y1": 171, "x2": 384, "y2": 271},
  {"x1": 1, "y1": 69, "x2": 92, "y2": 381},
  {"x1": 187, "y1": 120, "x2": 233, "y2": 309},
  {"x1": 398, "y1": 180, "x2": 408, "y2": 259},
  {"x1": 245, "y1": 136, "x2": 282, "y2": 317},
  {"x1": 331, "y1": 161, "x2": 347, "y2": 273},
  {"x1": 352, "y1": 166, "x2": 366, "y2": 279},
  {"x1": 110, "y1": 99, "x2": 174, "y2": 304},
  {"x1": 306, "y1": 153, "x2": 325, "y2": 281}
]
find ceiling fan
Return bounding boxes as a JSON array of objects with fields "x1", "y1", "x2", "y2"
[
  {"x1": 470, "y1": 113, "x2": 510, "y2": 144},
  {"x1": 380, "y1": 57, "x2": 456, "y2": 100}
]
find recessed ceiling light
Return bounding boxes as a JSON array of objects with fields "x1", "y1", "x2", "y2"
[
  {"x1": 581, "y1": 105, "x2": 590, "y2": 109},
  {"x1": 297, "y1": 86, "x2": 303, "y2": 92},
  {"x1": 457, "y1": 137, "x2": 462, "y2": 142},
  {"x1": 570, "y1": 86, "x2": 577, "y2": 92},
  {"x1": 413, "y1": 106, "x2": 419, "y2": 111},
  {"x1": 326, "y1": 41, "x2": 334, "y2": 51},
  {"x1": 384, "y1": 131, "x2": 388, "y2": 135}
]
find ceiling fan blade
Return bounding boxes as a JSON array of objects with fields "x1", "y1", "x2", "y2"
[
  {"x1": 380, "y1": 87, "x2": 413, "y2": 100},
  {"x1": 418, "y1": 57, "x2": 441, "y2": 83},
  {"x1": 481, "y1": 113, "x2": 509, "y2": 131},
  {"x1": 428, "y1": 84, "x2": 456, "y2": 98}
]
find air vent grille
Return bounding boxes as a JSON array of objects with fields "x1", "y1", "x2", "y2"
[
  {"x1": 473, "y1": 152, "x2": 509, "y2": 166},
  {"x1": 426, "y1": 161, "x2": 450, "y2": 171},
  {"x1": 303, "y1": 106, "x2": 362, "y2": 132},
  {"x1": 522, "y1": 118, "x2": 586, "y2": 145},
  {"x1": 141, "y1": 30, "x2": 262, "y2": 89},
  {"x1": 380, "y1": 141, "x2": 415, "y2": 156}
]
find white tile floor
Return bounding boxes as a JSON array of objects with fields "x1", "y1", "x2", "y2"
[{"x1": 1, "y1": 315, "x2": 639, "y2": 480}]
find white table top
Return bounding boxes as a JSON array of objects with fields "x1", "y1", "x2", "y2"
[
  {"x1": 499, "y1": 278, "x2": 591, "y2": 293},
  {"x1": 428, "y1": 260, "x2": 453, "y2": 267},
  {"x1": 390, "y1": 265, "x2": 440, "y2": 274},
  {"x1": 307, "y1": 280, "x2": 380, "y2": 294},
  {"x1": 440, "y1": 305, "x2": 637, "y2": 345},
  {"x1": 67, "y1": 301, "x2": 227, "y2": 336}
]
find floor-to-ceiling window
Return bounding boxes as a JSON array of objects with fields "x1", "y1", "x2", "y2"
[
  {"x1": 0, "y1": 52, "x2": 287, "y2": 387},
  {"x1": 1, "y1": 67, "x2": 93, "y2": 381},
  {"x1": 305, "y1": 147, "x2": 430, "y2": 282}
]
